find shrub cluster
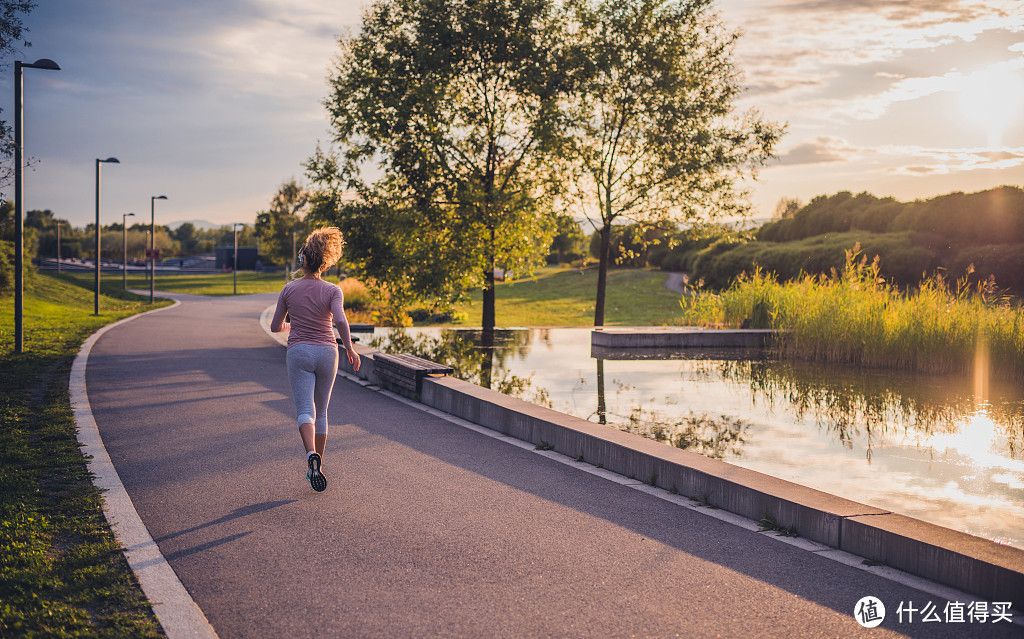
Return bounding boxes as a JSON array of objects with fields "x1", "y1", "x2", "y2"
[
  {"x1": 757, "y1": 186, "x2": 1024, "y2": 244},
  {"x1": 660, "y1": 186, "x2": 1024, "y2": 293}
]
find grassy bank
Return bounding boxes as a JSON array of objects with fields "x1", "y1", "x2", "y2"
[
  {"x1": 680, "y1": 248, "x2": 1024, "y2": 378},
  {"x1": 1, "y1": 271, "x2": 167, "y2": 637},
  {"x1": 450, "y1": 266, "x2": 681, "y2": 326}
]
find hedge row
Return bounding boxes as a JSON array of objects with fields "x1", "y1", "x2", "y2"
[
  {"x1": 758, "y1": 186, "x2": 1024, "y2": 246},
  {"x1": 664, "y1": 231, "x2": 1024, "y2": 292}
]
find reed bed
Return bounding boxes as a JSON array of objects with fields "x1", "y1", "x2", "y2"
[{"x1": 680, "y1": 246, "x2": 1024, "y2": 379}]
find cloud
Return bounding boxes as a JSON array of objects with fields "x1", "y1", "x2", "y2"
[
  {"x1": 775, "y1": 136, "x2": 863, "y2": 165},
  {"x1": 888, "y1": 146, "x2": 1024, "y2": 174},
  {"x1": 835, "y1": 55, "x2": 1024, "y2": 120},
  {"x1": 724, "y1": 0, "x2": 1024, "y2": 104},
  {"x1": 840, "y1": 71, "x2": 963, "y2": 119}
]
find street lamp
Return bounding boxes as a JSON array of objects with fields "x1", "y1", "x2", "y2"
[
  {"x1": 94, "y1": 157, "x2": 120, "y2": 315},
  {"x1": 13, "y1": 57, "x2": 60, "y2": 353},
  {"x1": 233, "y1": 223, "x2": 244, "y2": 294},
  {"x1": 122, "y1": 212, "x2": 135, "y2": 290},
  {"x1": 56, "y1": 220, "x2": 64, "y2": 274},
  {"x1": 150, "y1": 195, "x2": 167, "y2": 303},
  {"x1": 291, "y1": 227, "x2": 297, "y2": 281}
]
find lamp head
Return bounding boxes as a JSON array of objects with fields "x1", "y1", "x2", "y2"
[
  {"x1": 154, "y1": 195, "x2": 168, "y2": 200},
  {"x1": 126, "y1": 212, "x2": 135, "y2": 217},
  {"x1": 98, "y1": 157, "x2": 120, "y2": 164},
  {"x1": 29, "y1": 58, "x2": 60, "y2": 71}
]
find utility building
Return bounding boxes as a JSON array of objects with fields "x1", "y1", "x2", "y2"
[{"x1": 215, "y1": 246, "x2": 258, "y2": 270}]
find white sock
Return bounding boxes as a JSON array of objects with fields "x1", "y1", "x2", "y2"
[{"x1": 307, "y1": 450, "x2": 316, "y2": 459}]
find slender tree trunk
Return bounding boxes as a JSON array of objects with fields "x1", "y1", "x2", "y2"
[
  {"x1": 482, "y1": 225, "x2": 497, "y2": 344},
  {"x1": 479, "y1": 329, "x2": 494, "y2": 390},
  {"x1": 594, "y1": 222, "x2": 612, "y2": 326}
]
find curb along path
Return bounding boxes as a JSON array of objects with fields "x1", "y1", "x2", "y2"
[{"x1": 71, "y1": 298, "x2": 219, "y2": 639}]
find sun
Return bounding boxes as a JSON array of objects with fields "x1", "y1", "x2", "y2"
[{"x1": 959, "y1": 66, "x2": 1024, "y2": 146}]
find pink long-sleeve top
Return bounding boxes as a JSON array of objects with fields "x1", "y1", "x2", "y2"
[{"x1": 270, "y1": 277, "x2": 354, "y2": 350}]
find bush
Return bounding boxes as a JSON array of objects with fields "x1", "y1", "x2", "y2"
[
  {"x1": 0, "y1": 240, "x2": 12, "y2": 294},
  {"x1": 689, "y1": 231, "x2": 940, "y2": 290},
  {"x1": 950, "y1": 244, "x2": 1024, "y2": 291},
  {"x1": 589, "y1": 223, "x2": 671, "y2": 267},
  {"x1": 339, "y1": 276, "x2": 373, "y2": 311},
  {"x1": 756, "y1": 186, "x2": 1024, "y2": 248}
]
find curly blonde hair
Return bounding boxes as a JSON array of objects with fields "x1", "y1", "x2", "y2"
[{"x1": 298, "y1": 226, "x2": 345, "y2": 276}]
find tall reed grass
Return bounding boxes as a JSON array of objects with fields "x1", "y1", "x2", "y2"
[{"x1": 680, "y1": 246, "x2": 1024, "y2": 379}]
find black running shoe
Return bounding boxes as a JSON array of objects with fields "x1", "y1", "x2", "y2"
[{"x1": 307, "y1": 453, "x2": 327, "y2": 492}]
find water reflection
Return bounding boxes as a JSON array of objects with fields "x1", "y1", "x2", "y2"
[
  {"x1": 369, "y1": 328, "x2": 552, "y2": 407},
  {"x1": 716, "y1": 359, "x2": 1024, "y2": 462}
]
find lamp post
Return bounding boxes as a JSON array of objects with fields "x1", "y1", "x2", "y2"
[
  {"x1": 233, "y1": 223, "x2": 244, "y2": 295},
  {"x1": 94, "y1": 157, "x2": 120, "y2": 315},
  {"x1": 122, "y1": 212, "x2": 135, "y2": 290},
  {"x1": 56, "y1": 220, "x2": 62, "y2": 274},
  {"x1": 150, "y1": 195, "x2": 167, "y2": 303},
  {"x1": 13, "y1": 57, "x2": 60, "y2": 353}
]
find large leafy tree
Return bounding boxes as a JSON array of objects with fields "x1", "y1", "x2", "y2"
[
  {"x1": 565, "y1": 0, "x2": 783, "y2": 325},
  {"x1": 254, "y1": 178, "x2": 308, "y2": 268},
  {"x1": 313, "y1": 0, "x2": 567, "y2": 336},
  {"x1": 0, "y1": 1, "x2": 36, "y2": 198},
  {"x1": 306, "y1": 148, "x2": 476, "y2": 324}
]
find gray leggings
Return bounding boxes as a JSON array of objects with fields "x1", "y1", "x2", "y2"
[{"x1": 286, "y1": 344, "x2": 339, "y2": 434}]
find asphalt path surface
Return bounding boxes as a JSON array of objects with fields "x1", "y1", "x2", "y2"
[{"x1": 86, "y1": 293, "x2": 1021, "y2": 638}]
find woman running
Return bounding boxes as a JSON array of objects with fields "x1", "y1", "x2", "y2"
[{"x1": 270, "y1": 227, "x2": 360, "y2": 492}]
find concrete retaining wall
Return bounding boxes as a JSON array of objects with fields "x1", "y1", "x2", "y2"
[
  {"x1": 341, "y1": 343, "x2": 1024, "y2": 603},
  {"x1": 592, "y1": 327, "x2": 775, "y2": 348}
]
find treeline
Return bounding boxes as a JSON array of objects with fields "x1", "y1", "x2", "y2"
[
  {"x1": 0, "y1": 203, "x2": 261, "y2": 293},
  {"x1": 651, "y1": 186, "x2": 1024, "y2": 292}
]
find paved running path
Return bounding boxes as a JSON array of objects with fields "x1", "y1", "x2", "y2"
[{"x1": 86, "y1": 294, "x2": 1017, "y2": 638}]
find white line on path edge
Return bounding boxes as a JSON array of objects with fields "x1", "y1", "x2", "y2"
[
  {"x1": 71, "y1": 299, "x2": 220, "y2": 639},
  {"x1": 260, "y1": 306, "x2": 1024, "y2": 627}
]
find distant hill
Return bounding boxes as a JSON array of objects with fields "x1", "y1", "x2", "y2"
[
  {"x1": 757, "y1": 186, "x2": 1024, "y2": 245},
  {"x1": 166, "y1": 219, "x2": 226, "y2": 230},
  {"x1": 656, "y1": 185, "x2": 1024, "y2": 292}
]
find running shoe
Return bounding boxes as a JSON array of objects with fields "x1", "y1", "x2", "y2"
[{"x1": 307, "y1": 453, "x2": 327, "y2": 492}]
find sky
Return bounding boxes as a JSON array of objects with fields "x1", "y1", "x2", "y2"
[{"x1": 3, "y1": 0, "x2": 1023, "y2": 230}]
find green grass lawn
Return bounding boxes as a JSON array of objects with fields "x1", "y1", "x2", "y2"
[
  {"x1": 60, "y1": 270, "x2": 287, "y2": 296},
  {"x1": 1, "y1": 271, "x2": 167, "y2": 637},
  {"x1": 450, "y1": 266, "x2": 682, "y2": 327},
  {"x1": 58, "y1": 266, "x2": 685, "y2": 327}
]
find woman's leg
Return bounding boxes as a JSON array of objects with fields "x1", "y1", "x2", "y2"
[
  {"x1": 287, "y1": 346, "x2": 319, "y2": 454},
  {"x1": 311, "y1": 345, "x2": 339, "y2": 456},
  {"x1": 300, "y1": 423, "x2": 316, "y2": 453}
]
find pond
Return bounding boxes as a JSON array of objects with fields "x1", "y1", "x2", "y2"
[{"x1": 369, "y1": 327, "x2": 1024, "y2": 549}]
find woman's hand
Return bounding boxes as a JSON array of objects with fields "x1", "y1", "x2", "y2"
[{"x1": 347, "y1": 348, "x2": 361, "y2": 372}]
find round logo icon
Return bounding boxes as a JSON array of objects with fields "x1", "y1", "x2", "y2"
[{"x1": 854, "y1": 596, "x2": 886, "y2": 628}]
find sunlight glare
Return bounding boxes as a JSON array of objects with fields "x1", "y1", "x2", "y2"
[
  {"x1": 959, "y1": 67, "x2": 1024, "y2": 146},
  {"x1": 930, "y1": 410, "x2": 999, "y2": 466}
]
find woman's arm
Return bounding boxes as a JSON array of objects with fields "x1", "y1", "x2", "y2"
[
  {"x1": 331, "y1": 288, "x2": 361, "y2": 371},
  {"x1": 270, "y1": 290, "x2": 290, "y2": 333}
]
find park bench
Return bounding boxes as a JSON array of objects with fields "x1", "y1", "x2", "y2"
[{"x1": 373, "y1": 353, "x2": 454, "y2": 398}]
